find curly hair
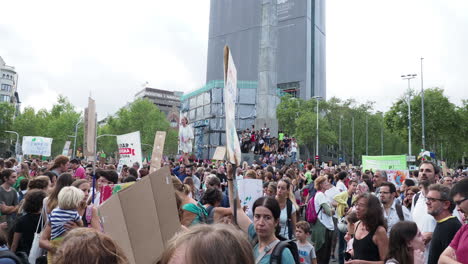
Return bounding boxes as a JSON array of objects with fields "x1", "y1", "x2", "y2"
[
  {"x1": 201, "y1": 188, "x2": 222, "y2": 206},
  {"x1": 355, "y1": 192, "x2": 387, "y2": 232},
  {"x1": 23, "y1": 190, "x2": 47, "y2": 214}
]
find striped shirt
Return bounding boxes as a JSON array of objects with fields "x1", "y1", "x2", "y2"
[{"x1": 48, "y1": 208, "x2": 81, "y2": 239}]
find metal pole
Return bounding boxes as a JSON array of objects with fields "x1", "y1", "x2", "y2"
[
  {"x1": 352, "y1": 117, "x2": 354, "y2": 164},
  {"x1": 365, "y1": 114, "x2": 368, "y2": 155},
  {"x1": 316, "y1": 98, "x2": 319, "y2": 164},
  {"x1": 339, "y1": 115, "x2": 342, "y2": 158},
  {"x1": 72, "y1": 120, "x2": 80, "y2": 159},
  {"x1": 420, "y1": 58, "x2": 425, "y2": 150},
  {"x1": 407, "y1": 79, "x2": 412, "y2": 156},
  {"x1": 381, "y1": 124, "x2": 384, "y2": 155}
]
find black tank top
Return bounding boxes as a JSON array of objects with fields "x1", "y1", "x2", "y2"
[{"x1": 352, "y1": 222, "x2": 380, "y2": 261}]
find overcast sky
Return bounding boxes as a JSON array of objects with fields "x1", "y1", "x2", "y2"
[{"x1": 1, "y1": 0, "x2": 467, "y2": 119}]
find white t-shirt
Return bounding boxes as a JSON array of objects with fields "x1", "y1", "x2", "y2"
[
  {"x1": 291, "y1": 142, "x2": 297, "y2": 152},
  {"x1": 279, "y1": 202, "x2": 297, "y2": 238},
  {"x1": 411, "y1": 191, "x2": 436, "y2": 262},
  {"x1": 336, "y1": 181, "x2": 347, "y2": 193},
  {"x1": 314, "y1": 192, "x2": 334, "y2": 231},
  {"x1": 325, "y1": 186, "x2": 340, "y2": 204}
]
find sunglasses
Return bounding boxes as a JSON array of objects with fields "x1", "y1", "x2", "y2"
[
  {"x1": 426, "y1": 197, "x2": 447, "y2": 203},
  {"x1": 455, "y1": 197, "x2": 468, "y2": 206}
]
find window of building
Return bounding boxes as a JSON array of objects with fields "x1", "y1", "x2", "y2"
[
  {"x1": 0, "y1": 95, "x2": 11, "y2": 102},
  {"x1": 1, "y1": 84, "x2": 12, "y2": 92},
  {"x1": 277, "y1": 82, "x2": 300, "y2": 97}
]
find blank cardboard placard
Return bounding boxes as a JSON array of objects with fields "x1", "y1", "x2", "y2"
[
  {"x1": 150, "y1": 131, "x2": 166, "y2": 173},
  {"x1": 212, "y1": 146, "x2": 226, "y2": 161}
]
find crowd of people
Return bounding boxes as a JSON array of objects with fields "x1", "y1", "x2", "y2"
[
  {"x1": 240, "y1": 126, "x2": 299, "y2": 164},
  {"x1": 0, "y1": 154, "x2": 467, "y2": 264}
]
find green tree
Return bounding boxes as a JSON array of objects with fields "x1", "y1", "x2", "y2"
[{"x1": 0, "y1": 102, "x2": 16, "y2": 156}]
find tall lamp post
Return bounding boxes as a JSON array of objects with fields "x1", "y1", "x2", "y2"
[
  {"x1": 401, "y1": 74, "x2": 417, "y2": 156},
  {"x1": 313, "y1": 96, "x2": 322, "y2": 164},
  {"x1": 420, "y1": 58, "x2": 426, "y2": 150},
  {"x1": 352, "y1": 117, "x2": 355, "y2": 164},
  {"x1": 5, "y1": 130, "x2": 19, "y2": 157},
  {"x1": 339, "y1": 115, "x2": 343, "y2": 161}
]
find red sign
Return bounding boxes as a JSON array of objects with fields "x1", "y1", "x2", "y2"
[
  {"x1": 315, "y1": 155, "x2": 319, "y2": 160},
  {"x1": 119, "y1": 148, "x2": 136, "y2": 156}
]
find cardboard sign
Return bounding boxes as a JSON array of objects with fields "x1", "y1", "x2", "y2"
[
  {"x1": 150, "y1": 131, "x2": 166, "y2": 173},
  {"x1": 84, "y1": 97, "x2": 97, "y2": 157},
  {"x1": 22, "y1": 137, "x2": 53, "y2": 156},
  {"x1": 117, "y1": 131, "x2": 143, "y2": 170},
  {"x1": 441, "y1": 161, "x2": 448, "y2": 177},
  {"x1": 237, "y1": 179, "x2": 263, "y2": 213},
  {"x1": 62, "y1": 141, "x2": 71, "y2": 156},
  {"x1": 340, "y1": 162, "x2": 346, "y2": 167},
  {"x1": 223, "y1": 46, "x2": 241, "y2": 165},
  {"x1": 386, "y1": 170, "x2": 410, "y2": 187},
  {"x1": 212, "y1": 146, "x2": 226, "y2": 161},
  {"x1": 99, "y1": 167, "x2": 180, "y2": 264}
]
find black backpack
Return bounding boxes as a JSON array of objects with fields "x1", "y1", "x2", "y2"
[
  {"x1": 270, "y1": 239, "x2": 300, "y2": 264},
  {"x1": 0, "y1": 250, "x2": 28, "y2": 264},
  {"x1": 205, "y1": 205, "x2": 216, "y2": 224},
  {"x1": 286, "y1": 199, "x2": 293, "y2": 239}
]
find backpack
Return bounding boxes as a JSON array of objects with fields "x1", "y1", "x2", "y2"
[
  {"x1": 270, "y1": 239, "x2": 300, "y2": 264},
  {"x1": 205, "y1": 205, "x2": 216, "y2": 224},
  {"x1": 306, "y1": 192, "x2": 322, "y2": 224},
  {"x1": 414, "y1": 192, "x2": 421, "y2": 205},
  {"x1": 0, "y1": 250, "x2": 28, "y2": 264},
  {"x1": 286, "y1": 199, "x2": 293, "y2": 239},
  {"x1": 395, "y1": 203, "x2": 404, "y2": 221}
]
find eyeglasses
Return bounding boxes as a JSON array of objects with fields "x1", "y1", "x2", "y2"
[
  {"x1": 380, "y1": 191, "x2": 391, "y2": 195},
  {"x1": 455, "y1": 197, "x2": 468, "y2": 206},
  {"x1": 426, "y1": 197, "x2": 447, "y2": 203}
]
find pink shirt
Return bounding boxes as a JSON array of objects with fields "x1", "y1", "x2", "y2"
[
  {"x1": 449, "y1": 224, "x2": 468, "y2": 263},
  {"x1": 74, "y1": 166, "x2": 86, "y2": 179}
]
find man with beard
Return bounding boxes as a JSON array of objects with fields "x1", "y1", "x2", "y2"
[{"x1": 426, "y1": 184, "x2": 461, "y2": 264}]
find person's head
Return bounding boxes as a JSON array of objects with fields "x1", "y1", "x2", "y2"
[
  {"x1": 181, "y1": 116, "x2": 188, "y2": 126},
  {"x1": 419, "y1": 161, "x2": 439, "y2": 185},
  {"x1": 58, "y1": 186, "x2": 84, "y2": 210},
  {"x1": 276, "y1": 178, "x2": 291, "y2": 199},
  {"x1": 206, "y1": 175, "x2": 221, "y2": 190},
  {"x1": 72, "y1": 180, "x2": 91, "y2": 204},
  {"x1": 47, "y1": 173, "x2": 74, "y2": 212},
  {"x1": 252, "y1": 196, "x2": 281, "y2": 240},
  {"x1": 159, "y1": 224, "x2": 254, "y2": 264},
  {"x1": 379, "y1": 182, "x2": 397, "y2": 206},
  {"x1": 201, "y1": 188, "x2": 223, "y2": 207},
  {"x1": 373, "y1": 170, "x2": 387, "y2": 188},
  {"x1": 185, "y1": 167, "x2": 193, "y2": 176},
  {"x1": 20, "y1": 162, "x2": 30, "y2": 177},
  {"x1": 405, "y1": 186, "x2": 420, "y2": 203},
  {"x1": 426, "y1": 184, "x2": 454, "y2": 218},
  {"x1": 348, "y1": 179, "x2": 358, "y2": 195},
  {"x1": 386, "y1": 221, "x2": 424, "y2": 264},
  {"x1": 123, "y1": 176, "x2": 137, "y2": 183},
  {"x1": 244, "y1": 170, "x2": 257, "y2": 180},
  {"x1": 442, "y1": 176, "x2": 453, "y2": 187},
  {"x1": 338, "y1": 171, "x2": 347, "y2": 181},
  {"x1": 314, "y1": 176, "x2": 329, "y2": 191},
  {"x1": 19, "y1": 178, "x2": 29, "y2": 191},
  {"x1": 70, "y1": 159, "x2": 81, "y2": 170},
  {"x1": 295, "y1": 221, "x2": 310, "y2": 242},
  {"x1": 29, "y1": 175, "x2": 52, "y2": 193},
  {"x1": 128, "y1": 168, "x2": 138, "y2": 178},
  {"x1": 355, "y1": 193, "x2": 386, "y2": 232},
  {"x1": 43, "y1": 171, "x2": 58, "y2": 188},
  {"x1": 4, "y1": 160, "x2": 13, "y2": 169},
  {"x1": 23, "y1": 190, "x2": 47, "y2": 214},
  {"x1": 0, "y1": 169, "x2": 17, "y2": 186},
  {"x1": 97, "y1": 170, "x2": 118, "y2": 188},
  {"x1": 266, "y1": 182, "x2": 277, "y2": 197},
  {"x1": 50, "y1": 155, "x2": 70, "y2": 173},
  {"x1": 132, "y1": 162, "x2": 140, "y2": 170},
  {"x1": 450, "y1": 178, "x2": 468, "y2": 215},
  {"x1": 54, "y1": 228, "x2": 129, "y2": 264}
]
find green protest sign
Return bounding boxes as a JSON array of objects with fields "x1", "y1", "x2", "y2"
[{"x1": 362, "y1": 155, "x2": 407, "y2": 171}]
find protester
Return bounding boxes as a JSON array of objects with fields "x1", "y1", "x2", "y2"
[
  {"x1": 48, "y1": 156, "x2": 70, "y2": 178},
  {"x1": 44, "y1": 173, "x2": 74, "y2": 215},
  {"x1": 159, "y1": 224, "x2": 254, "y2": 264},
  {"x1": 72, "y1": 180, "x2": 100, "y2": 230},
  {"x1": 70, "y1": 159, "x2": 85, "y2": 180},
  {"x1": 54, "y1": 228, "x2": 129, "y2": 264},
  {"x1": 0, "y1": 169, "x2": 19, "y2": 229},
  {"x1": 276, "y1": 178, "x2": 297, "y2": 239},
  {"x1": 439, "y1": 178, "x2": 468, "y2": 264},
  {"x1": 426, "y1": 184, "x2": 461, "y2": 264},
  {"x1": 348, "y1": 193, "x2": 388, "y2": 263},
  {"x1": 10, "y1": 190, "x2": 46, "y2": 255},
  {"x1": 384, "y1": 221, "x2": 425, "y2": 264},
  {"x1": 200, "y1": 188, "x2": 231, "y2": 224},
  {"x1": 13, "y1": 162, "x2": 30, "y2": 191},
  {"x1": 311, "y1": 176, "x2": 334, "y2": 264},
  {"x1": 178, "y1": 116, "x2": 194, "y2": 165},
  {"x1": 295, "y1": 221, "x2": 317, "y2": 264},
  {"x1": 372, "y1": 170, "x2": 387, "y2": 196},
  {"x1": 172, "y1": 176, "x2": 207, "y2": 227},
  {"x1": 403, "y1": 186, "x2": 420, "y2": 210},
  {"x1": 379, "y1": 182, "x2": 412, "y2": 235}
]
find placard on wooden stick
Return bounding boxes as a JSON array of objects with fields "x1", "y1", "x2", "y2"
[
  {"x1": 150, "y1": 131, "x2": 166, "y2": 173},
  {"x1": 212, "y1": 146, "x2": 226, "y2": 161}
]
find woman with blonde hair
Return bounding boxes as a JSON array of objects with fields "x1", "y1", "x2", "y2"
[
  {"x1": 54, "y1": 228, "x2": 129, "y2": 264},
  {"x1": 72, "y1": 179, "x2": 101, "y2": 230},
  {"x1": 159, "y1": 224, "x2": 254, "y2": 264},
  {"x1": 13, "y1": 162, "x2": 30, "y2": 190},
  {"x1": 172, "y1": 176, "x2": 207, "y2": 227},
  {"x1": 276, "y1": 178, "x2": 297, "y2": 239}
]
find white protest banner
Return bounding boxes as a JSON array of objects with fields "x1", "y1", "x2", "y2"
[
  {"x1": 237, "y1": 179, "x2": 263, "y2": 213},
  {"x1": 212, "y1": 146, "x2": 226, "y2": 161},
  {"x1": 22, "y1": 136, "x2": 53, "y2": 156},
  {"x1": 62, "y1": 141, "x2": 71, "y2": 156},
  {"x1": 150, "y1": 131, "x2": 166, "y2": 174},
  {"x1": 223, "y1": 46, "x2": 241, "y2": 166},
  {"x1": 84, "y1": 97, "x2": 97, "y2": 158},
  {"x1": 117, "y1": 131, "x2": 143, "y2": 171}
]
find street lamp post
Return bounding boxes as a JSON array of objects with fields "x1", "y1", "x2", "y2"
[
  {"x1": 352, "y1": 117, "x2": 355, "y2": 164},
  {"x1": 313, "y1": 96, "x2": 322, "y2": 164},
  {"x1": 71, "y1": 118, "x2": 82, "y2": 159},
  {"x1": 420, "y1": 58, "x2": 426, "y2": 150},
  {"x1": 5, "y1": 130, "x2": 19, "y2": 157},
  {"x1": 381, "y1": 123, "x2": 384, "y2": 156},
  {"x1": 339, "y1": 115, "x2": 342, "y2": 160},
  {"x1": 365, "y1": 114, "x2": 368, "y2": 156},
  {"x1": 401, "y1": 74, "x2": 417, "y2": 157}
]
